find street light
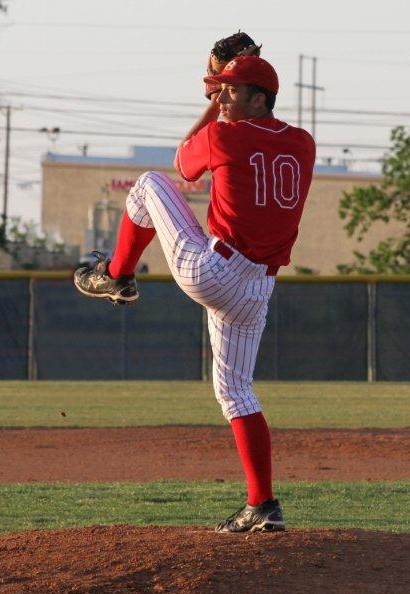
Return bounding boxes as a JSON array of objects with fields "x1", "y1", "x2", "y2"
[{"x1": 39, "y1": 127, "x2": 61, "y2": 144}]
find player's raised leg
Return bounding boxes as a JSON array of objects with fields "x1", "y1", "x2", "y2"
[{"x1": 74, "y1": 170, "x2": 209, "y2": 304}]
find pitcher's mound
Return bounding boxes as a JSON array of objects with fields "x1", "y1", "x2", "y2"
[{"x1": 0, "y1": 525, "x2": 408, "y2": 593}]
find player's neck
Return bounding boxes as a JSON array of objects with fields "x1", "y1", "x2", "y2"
[{"x1": 249, "y1": 110, "x2": 274, "y2": 121}]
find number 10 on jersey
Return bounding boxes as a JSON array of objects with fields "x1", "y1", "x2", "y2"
[{"x1": 250, "y1": 153, "x2": 301, "y2": 209}]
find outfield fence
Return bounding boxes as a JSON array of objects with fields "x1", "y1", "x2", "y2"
[{"x1": 0, "y1": 272, "x2": 409, "y2": 381}]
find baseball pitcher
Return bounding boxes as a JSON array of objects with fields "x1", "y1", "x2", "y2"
[{"x1": 74, "y1": 32, "x2": 316, "y2": 532}]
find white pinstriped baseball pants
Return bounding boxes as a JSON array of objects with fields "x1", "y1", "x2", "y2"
[{"x1": 126, "y1": 171, "x2": 275, "y2": 420}]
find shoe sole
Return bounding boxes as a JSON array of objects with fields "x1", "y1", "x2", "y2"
[
  {"x1": 74, "y1": 278, "x2": 139, "y2": 305},
  {"x1": 249, "y1": 520, "x2": 286, "y2": 533},
  {"x1": 216, "y1": 520, "x2": 286, "y2": 533}
]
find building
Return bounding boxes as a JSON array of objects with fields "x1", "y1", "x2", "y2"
[{"x1": 41, "y1": 145, "x2": 398, "y2": 275}]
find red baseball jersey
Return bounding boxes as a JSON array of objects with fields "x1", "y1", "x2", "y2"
[{"x1": 175, "y1": 117, "x2": 316, "y2": 267}]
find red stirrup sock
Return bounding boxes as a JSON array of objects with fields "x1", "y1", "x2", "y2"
[
  {"x1": 230, "y1": 412, "x2": 273, "y2": 506},
  {"x1": 108, "y1": 211, "x2": 156, "y2": 278}
]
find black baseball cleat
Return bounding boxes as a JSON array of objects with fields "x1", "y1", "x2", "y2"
[
  {"x1": 73, "y1": 251, "x2": 139, "y2": 306},
  {"x1": 215, "y1": 499, "x2": 285, "y2": 533}
]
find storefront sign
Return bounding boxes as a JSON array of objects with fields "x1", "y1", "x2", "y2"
[{"x1": 110, "y1": 178, "x2": 209, "y2": 193}]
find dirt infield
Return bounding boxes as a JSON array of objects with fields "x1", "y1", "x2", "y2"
[
  {"x1": 1, "y1": 427, "x2": 409, "y2": 593},
  {"x1": 1, "y1": 426, "x2": 409, "y2": 483},
  {"x1": 1, "y1": 526, "x2": 409, "y2": 594}
]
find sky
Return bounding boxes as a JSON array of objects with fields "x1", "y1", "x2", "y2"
[{"x1": 0, "y1": 0, "x2": 409, "y2": 227}]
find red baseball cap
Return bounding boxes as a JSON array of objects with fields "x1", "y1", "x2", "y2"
[{"x1": 204, "y1": 55, "x2": 279, "y2": 95}]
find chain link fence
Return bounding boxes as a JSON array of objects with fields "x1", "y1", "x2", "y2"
[{"x1": 1, "y1": 273, "x2": 409, "y2": 381}]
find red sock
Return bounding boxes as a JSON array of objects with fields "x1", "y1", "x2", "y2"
[
  {"x1": 230, "y1": 412, "x2": 273, "y2": 506},
  {"x1": 108, "y1": 211, "x2": 156, "y2": 278}
]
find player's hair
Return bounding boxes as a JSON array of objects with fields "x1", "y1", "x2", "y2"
[{"x1": 246, "y1": 84, "x2": 276, "y2": 112}]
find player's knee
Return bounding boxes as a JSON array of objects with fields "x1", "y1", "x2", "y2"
[
  {"x1": 214, "y1": 389, "x2": 262, "y2": 421},
  {"x1": 139, "y1": 170, "x2": 172, "y2": 188}
]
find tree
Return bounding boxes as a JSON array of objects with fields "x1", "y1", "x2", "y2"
[
  {"x1": 337, "y1": 126, "x2": 410, "y2": 274},
  {"x1": 0, "y1": 221, "x2": 6, "y2": 249},
  {"x1": 0, "y1": 216, "x2": 67, "y2": 269}
]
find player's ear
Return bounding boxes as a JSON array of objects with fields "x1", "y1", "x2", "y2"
[{"x1": 251, "y1": 91, "x2": 266, "y2": 111}]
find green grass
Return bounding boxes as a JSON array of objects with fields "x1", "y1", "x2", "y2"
[
  {"x1": 0, "y1": 381, "x2": 409, "y2": 428},
  {"x1": 1, "y1": 381, "x2": 408, "y2": 537},
  {"x1": 1, "y1": 480, "x2": 408, "y2": 535}
]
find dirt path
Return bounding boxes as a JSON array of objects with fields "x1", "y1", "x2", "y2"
[
  {"x1": 0, "y1": 526, "x2": 409, "y2": 594},
  {"x1": 1, "y1": 427, "x2": 409, "y2": 594},
  {"x1": 1, "y1": 426, "x2": 409, "y2": 483}
]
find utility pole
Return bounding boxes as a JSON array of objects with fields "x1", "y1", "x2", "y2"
[
  {"x1": 295, "y1": 55, "x2": 325, "y2": 140},
  {"x1": 1, "y1": 3, "x2": 13, "y2": 237},
  {"x1": 297, "y1": 54, "x2": 304, "y2": 128},
  {"x1": 1, "y1": 105, "x2": 11, "y2": 228},
  {"x1": 311, "y1": 57, "x2": 318, "y2": 139}
]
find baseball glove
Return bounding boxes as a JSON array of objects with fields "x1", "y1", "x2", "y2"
[{"x1": 205, "y1": 31, "x2": 262, "y2": 99}]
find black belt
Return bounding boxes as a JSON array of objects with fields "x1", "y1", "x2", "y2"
[{"x1": 213, "y1": 240, "x2": 279, "y2": 277}]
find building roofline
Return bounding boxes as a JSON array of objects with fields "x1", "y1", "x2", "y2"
[{"x1": 42, "y1": 147, "x2": 382, "y2": 180}]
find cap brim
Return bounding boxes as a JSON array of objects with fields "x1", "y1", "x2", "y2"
[{"x1": 203, "y1": 73, "x2": 243, "y2": 85}]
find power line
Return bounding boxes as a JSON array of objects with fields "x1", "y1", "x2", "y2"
[
  {"x1": 19, "y1": 104, "x2": 404, "y2": 130},
  {"x1": 17, "y1": 104, "x2": 200, "y2": 120},
  {"x1": 1, "y1": 89, "x2": 202, "y2": 108},
  {"x1": 0, "y1": 125, "x2": 391, "y2": 151},
  {"x1": 0, "y1": 125, "x2": 182, "y2": 141},
  {"x1": 318, "y1": 142, "x2": 389, "y2": 150},
  {"x1": 318, "y1": 107, "x2": 410, "y2": 118},
  {"x1": 10, "y1": 22, "x2": 410, "y2": 34},
  {"x1": 3, "y1": 89, "x2": 410, "y2": 119},
  {"x1": 304, "y1": 119, "x2": 405, "y2": 129}
]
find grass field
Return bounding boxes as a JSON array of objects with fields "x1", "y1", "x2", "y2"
[
  {"x1": 1, "y1": 380, "x2": 409, "y2": 535},
  {"x1": 1, "y1": 481, "x2": 409, "y2": 535},
  {"x1": 1, "y1": 380, "x2": 409, "y2": 428}
]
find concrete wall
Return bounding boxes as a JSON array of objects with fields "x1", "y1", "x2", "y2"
[
  {"x1": 41, "y1": 159, "x2": 401, "y2": 275},
  {"x1": 288, "y1": 174, "x2": 404, "y2": 275}
]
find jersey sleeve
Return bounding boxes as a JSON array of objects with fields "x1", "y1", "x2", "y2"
[{"x1": 175, "y1": 124, "x2": 212, "y2": 181}]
